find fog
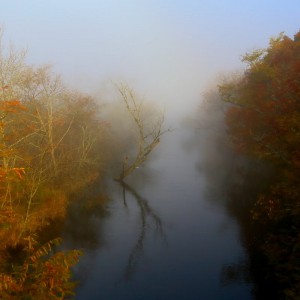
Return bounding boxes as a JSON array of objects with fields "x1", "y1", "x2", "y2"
[
  {"x1": 1, "y1": 3, "x2": 299, "y2": 299},
  {"x1": 1, "y1": 1, "x2": 299, "y2": 122}
]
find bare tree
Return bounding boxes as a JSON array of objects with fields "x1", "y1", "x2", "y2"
[{"x1": 115, "y1": 84, "x2": 170, "y2": 181}]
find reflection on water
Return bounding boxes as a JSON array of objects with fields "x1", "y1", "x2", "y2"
[
  {"x1": 62, "y1": 184, "x2": 109, "y2": 251},
  {"x1": 61, "y1": 127, "x2": 253, "y2": 300},
  {"x1": 120, "y1": 181, "x2": 166, "y2": 279}
]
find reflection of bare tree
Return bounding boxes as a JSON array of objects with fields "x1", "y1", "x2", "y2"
[{"x1": 120, "y1": 181, "x2": 166, "y2": 279}]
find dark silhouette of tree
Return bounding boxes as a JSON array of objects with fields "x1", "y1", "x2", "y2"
[
  {"x1": 120, "y1": 181, "x2": 166, "y2": 279},
  {"x1": 219, "y1": 30, "x2": 300, "y2": 299}
]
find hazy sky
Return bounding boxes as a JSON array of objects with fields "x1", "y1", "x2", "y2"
[{"x1": 1, "y1": 1, "x2": 300, "y2": 117}]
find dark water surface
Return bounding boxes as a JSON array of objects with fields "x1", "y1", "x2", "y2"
[{"x1": 62, "y1": 128, "x2": 253, "y2": 300}]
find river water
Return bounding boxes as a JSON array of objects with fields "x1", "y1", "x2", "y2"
[{"x1": 62, "y1": 127, "x2": 253, "y2": 300}]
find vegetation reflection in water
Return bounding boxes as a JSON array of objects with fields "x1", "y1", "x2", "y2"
[
  {"x1": 0, "y1": 28, "x2": 168, "y2": 299},
  {"x1": 119, "y1": 181, "x2": 167, "y2": 279},
  {"x1": 195, "y1": 30, "x2": 300, "y2": 299},
  {"x1": 2, "y1": 25, "x2": 300, "y2": 300}
]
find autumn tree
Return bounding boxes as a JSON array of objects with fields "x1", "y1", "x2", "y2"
[
  {"x1": 219, "y1": 30, "x2": 300, "y2": 299},
  {"x1": 0, "y1": 30, "x2": 110, "y2": 299},
  {"x1": 219, "y1": 32, "x2": 300, "y2": 167},
  {"x1": 60, "y1": 91, "x2": 112, "y2": 184}
]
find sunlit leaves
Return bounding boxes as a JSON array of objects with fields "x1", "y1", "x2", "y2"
[
  {"x1": 220, "y1": 30, "x2": 300, "y2": 298},
  {"x1": 220, "y1": 31, "x2": 300, "y2": 169},
  {"x1": 0, "y1": 31, "x2": 109, "y2": 299},
  {"x1": 0, "y1": 238, "x2": 82, "y2": 300}
]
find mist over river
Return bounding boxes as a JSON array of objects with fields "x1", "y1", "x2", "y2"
[{"x1": 61, "y1": 126, "x2": 252, "y2": 300}]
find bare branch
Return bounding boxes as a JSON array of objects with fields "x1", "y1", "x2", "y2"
[{"x1": 115, "y1": 84, "x2": 169, "y2": 181}]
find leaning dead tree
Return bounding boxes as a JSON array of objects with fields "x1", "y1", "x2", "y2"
[{"x1": 115, "y1": 84, "x2": 170, "y2": 181}]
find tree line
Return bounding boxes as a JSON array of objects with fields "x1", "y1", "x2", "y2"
[
  {"x1": 199, "y1": 30, "x2": 300, "y2": 299},
  {"x1": 0, "y1": 30, "x2": 166, "y2": 299}
]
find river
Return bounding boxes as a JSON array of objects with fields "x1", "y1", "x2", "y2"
[{"x1": 61, "y1": 126, "x2": 253, "y2": 300}]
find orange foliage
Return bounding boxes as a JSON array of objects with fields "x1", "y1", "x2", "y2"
[
  {"x1": 0, "y1": 238, "x2": 82, "y2": 300},
  {"x1": 221, "y1": 32, "x2": 300, "y2": 170},
  {"x1": 0, "y1": 47, "x2": 109, "y2": 297},
  {"x1": 0, "y1": 99, "x2": 26, "y2": 113},
  {"x1": 220, "y1": 31, "x2": 300, "y2": 298},
  {"x1": 0, "y1": 91, "x2": 81, "y2": 298}
]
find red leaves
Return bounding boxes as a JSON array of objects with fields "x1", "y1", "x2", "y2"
[
  {"x1": 12, "y1": 167, "x2": 25, "y2": 179},
  {"x1": 0, "y1": 99, "x2": 26, "y2": 113},
  {"x1": 221, "y1": 31, "x2": 300, "y2": 296},
  {"x1": 222, "y1": 27, "x2": 300, "y2": 232},
  {"x1": 222, "y1": 30, "x2": 300, "y2": 167},
  {"x1": 0, "y1": 239, "x2": 82, "y2": 299}
]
